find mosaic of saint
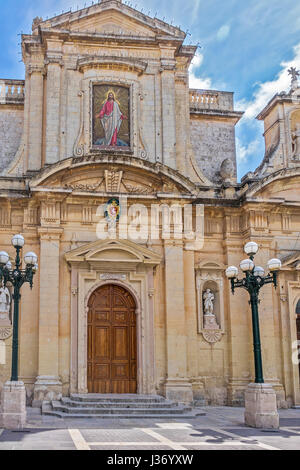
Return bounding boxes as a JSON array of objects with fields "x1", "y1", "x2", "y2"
[{"x1": 93, "y1": 85, "x2": 130, "y2": 148}]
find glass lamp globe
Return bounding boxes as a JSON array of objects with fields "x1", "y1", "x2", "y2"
[
  {"x1": 0, "y1": 251, "x2": 10, "y2": 265},
  {"x1": 268, "y1": 258, "x2": 282, "y2": 272},
  {"x1": 240, "y1": 258, "x2": 255, "y2": 272},
  {"x1": 254, "y1": 266, "x2": 265, "y2": 277},
  {"x1": 24, "y1": 252, "x2": 38, "y2": 265},
  {"x1": 12, "y1": 234, "x2": 25, "y2": 248},
  {"x1": 244, "y1": 241, "x2": 259, "y2": 256},
  {"x1": 226, "y1": 266, "x2": 238, "y2": 279}
]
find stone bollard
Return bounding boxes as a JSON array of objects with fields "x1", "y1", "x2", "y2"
[
  {"x1": 244, "y1": 383, "x2": 279, "y2": 429},
  {"x1": 0, "y1": 381, "x2": 27, "y2": 429}
]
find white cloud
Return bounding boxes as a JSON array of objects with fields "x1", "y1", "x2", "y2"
[
  {"x1": 189, "y1": 52, "x2": 212, "y2": 89},
  {"x1": 217, "y1": 24, "x2": 230, "y2": 41},
  {"x1": 192, "y1": 0, "x2": 201, "y2": 20},
  {"x1": 236, "y1": 137, "x2": 261, "y2": 164},
  {"x1": 237, "y1": 42, "x2": 300, "y2": 119}
]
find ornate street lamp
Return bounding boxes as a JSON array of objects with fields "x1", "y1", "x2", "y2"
[
  {"x1": 225, "y1": 242, "x2": 281, "y2": 384},
  {"x1": 0, "y1": 235, "x2": 38, "y2": 382}
]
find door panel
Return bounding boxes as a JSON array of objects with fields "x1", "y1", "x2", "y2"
[{"x1": 87, "y1": 284, "x2": 137, "y2": 393}]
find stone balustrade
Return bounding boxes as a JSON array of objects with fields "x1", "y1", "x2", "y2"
[
  {"x1": 0, "y1": 79, "x2": 25, "y2": 105},
  {"x1": 189, "y1": 89, "x2": 234, "y2": 112}
]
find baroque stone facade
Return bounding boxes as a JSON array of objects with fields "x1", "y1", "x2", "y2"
[{"x1": 0, "y1": 0, "x2": 299, "y2": 408}]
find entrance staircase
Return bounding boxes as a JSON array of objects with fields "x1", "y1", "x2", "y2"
[{"x1": 42, "y1": 394, "x2": 205, "y2": 419}]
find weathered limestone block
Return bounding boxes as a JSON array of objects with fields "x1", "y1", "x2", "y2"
[
  {"x1": 0, "y1": 108, "x2": 23, "y2": 173},
  {"x1": 0, "y1": 381, "x2": 26, "y2": 429},
  {"x1": 244, "y1": 383, "x2": 279, "y2": 429}
]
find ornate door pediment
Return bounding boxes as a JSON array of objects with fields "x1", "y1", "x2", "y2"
[{"x1": 65, "y1": 238, "x2": 162, "y2": 271}]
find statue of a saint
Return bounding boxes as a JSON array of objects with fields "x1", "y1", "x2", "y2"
[
  {"x1": 292, "y1": 124, "x2": 300, "y2": 159},
  {"x1": 288, "y1": 67, "x2": 300, "y2": 92},
  {"x1": 0, "y1": 283, "x2": 11, "y2": 322},
  {"x1": 203, "y1": 289, "x2": 215, "y2": 316}
]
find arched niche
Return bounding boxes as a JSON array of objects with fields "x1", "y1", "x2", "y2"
[{"x1": 195, "y1": 261, "x2": 225, "y2": 344}]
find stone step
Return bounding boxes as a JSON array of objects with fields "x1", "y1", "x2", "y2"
[
  {"x1": 61, "y1": 397, "x2": 177, "y2": 409},
  {"x1": 51, "y1": 402, "x2": 192, "y2": 415},
  {"x1": 42, "y1": 403, "x2": 205, "y2": 420},
  {"x1": 70, "y1": 393, "x2": 166, "y2": 403}
]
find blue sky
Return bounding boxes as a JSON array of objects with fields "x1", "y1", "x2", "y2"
[{"x1": 0, "y1": 0, "x2": 300, "y2": 180}]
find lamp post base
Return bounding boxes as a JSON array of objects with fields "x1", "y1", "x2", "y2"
[
  {"x1": 244, "y1": 383, "x2": 279, "y2": 429},
  {"x1": 0, "y1": 381, "x2": 26, "y2": 429}
]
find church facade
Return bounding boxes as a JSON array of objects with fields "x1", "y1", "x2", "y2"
[{"x1": 0, "y1": 0, "x2": 300, "y2": 408}]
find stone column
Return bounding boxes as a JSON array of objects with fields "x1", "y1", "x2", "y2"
[
  {"x1": 27, "y1": 66, "x2": 44, "y2": 171},
  {"x1": 33, "y1": 228, "x2": 63, "y2": 406},
  {"x1": 163, "y1": 240, "x2": 193, "y2": 403},
  {"x1": 160, "y1": 65, "x2": 176, "y2": 169},
  {"x1": 45, "y1": 59, "x2": 62, "y2": 165}
]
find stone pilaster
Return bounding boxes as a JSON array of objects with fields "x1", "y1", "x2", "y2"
[
  {"x1": 45, "y1": 58, "x2": 62, "y2": 164},
  {"x1": 175, "y1": 76, "x2": 189, "y2": 176},
  {"x1": 160, "y1": 62, "x2": 176, "y2": 169},
  {"x1": 33, "y1": 228, "x2": 63, "y2": 405},
  {"x1": 184, "y1": 250, "x2": 205, "y2": 404},
  {"x1": 27, "y1": 66, "x2": 44, "y2": 171},
  {"x1": 163, "y1": 240, "x2": 193, "y2": 403}
]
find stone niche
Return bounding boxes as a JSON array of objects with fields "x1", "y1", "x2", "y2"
[{"x1": 195, "y1": 261, "x2": 225, "y2": 344}]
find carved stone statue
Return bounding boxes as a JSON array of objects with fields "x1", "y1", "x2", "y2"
[
  {"x1": 203, "y1": 289, "x2": 215, "y2": 316},
  {"x1": 288, "y1": 67, "x2": 300, "y2": 92},
  {"x1": 203, "y1": 288, "x2": 220, "y2": 331},
  {"x1": 292, "y1": 123, "x2": 300, "y2": 159},
  {"x1": 0, "y1": 283, "x2": 11, "y2": 323}
]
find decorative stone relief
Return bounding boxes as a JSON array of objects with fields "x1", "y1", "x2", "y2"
[
  {"x1": 105, "y1": 170, "x2": 123, "y2": 192},
  {"x1": 73, "y1": 90, "x2": 85, "y2": 157},
  {"x1": 0, "y1": 327, "x2": 13, "y2": 340}
]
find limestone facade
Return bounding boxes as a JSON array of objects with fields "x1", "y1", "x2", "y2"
[{"x1": 0, "y1": 0, "x2": 299, "y2": 408}]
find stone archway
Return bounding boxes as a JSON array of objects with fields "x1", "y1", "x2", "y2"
[{"x1": 87, "y1": 284, "x2": 137, "y2": 393}]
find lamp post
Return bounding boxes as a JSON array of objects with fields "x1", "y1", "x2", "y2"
[
  {"x1": 0, "y1": 235, "x2": 38, "y2": 429},
  {"x1": 225, "y1": 242, "x2": 281, "y2": 428}
]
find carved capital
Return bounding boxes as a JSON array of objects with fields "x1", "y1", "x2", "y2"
[{"x1": 28, "y1": 64, "x2": 46, "y2": 75}]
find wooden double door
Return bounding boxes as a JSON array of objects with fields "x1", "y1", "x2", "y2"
[{"x1": 87, "y1": 284, "x2": 137, "y2": 393}]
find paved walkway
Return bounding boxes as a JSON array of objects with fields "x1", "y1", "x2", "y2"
[{"x1": 0, "y1": 407, "x2": 299, "y2": 450}]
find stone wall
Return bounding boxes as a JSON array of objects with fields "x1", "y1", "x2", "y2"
[
  {"x1": 190, "y1": 117, "x2": 237, "y2": 183},
  {"x1": 0, "y1": 106, "x2": 23, "y2": 173}
]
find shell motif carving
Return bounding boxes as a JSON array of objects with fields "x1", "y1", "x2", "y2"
[
  {"x1": 0, "y1": 327, "x2": 13, "y2": 340},
  {"x1": 202, "y1": 330, "x2": 222, "y2": 344}
]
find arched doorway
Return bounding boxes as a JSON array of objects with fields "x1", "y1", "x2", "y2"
[{"x1": 87, "y1": 284, "x2": 137, "y2": 393}]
